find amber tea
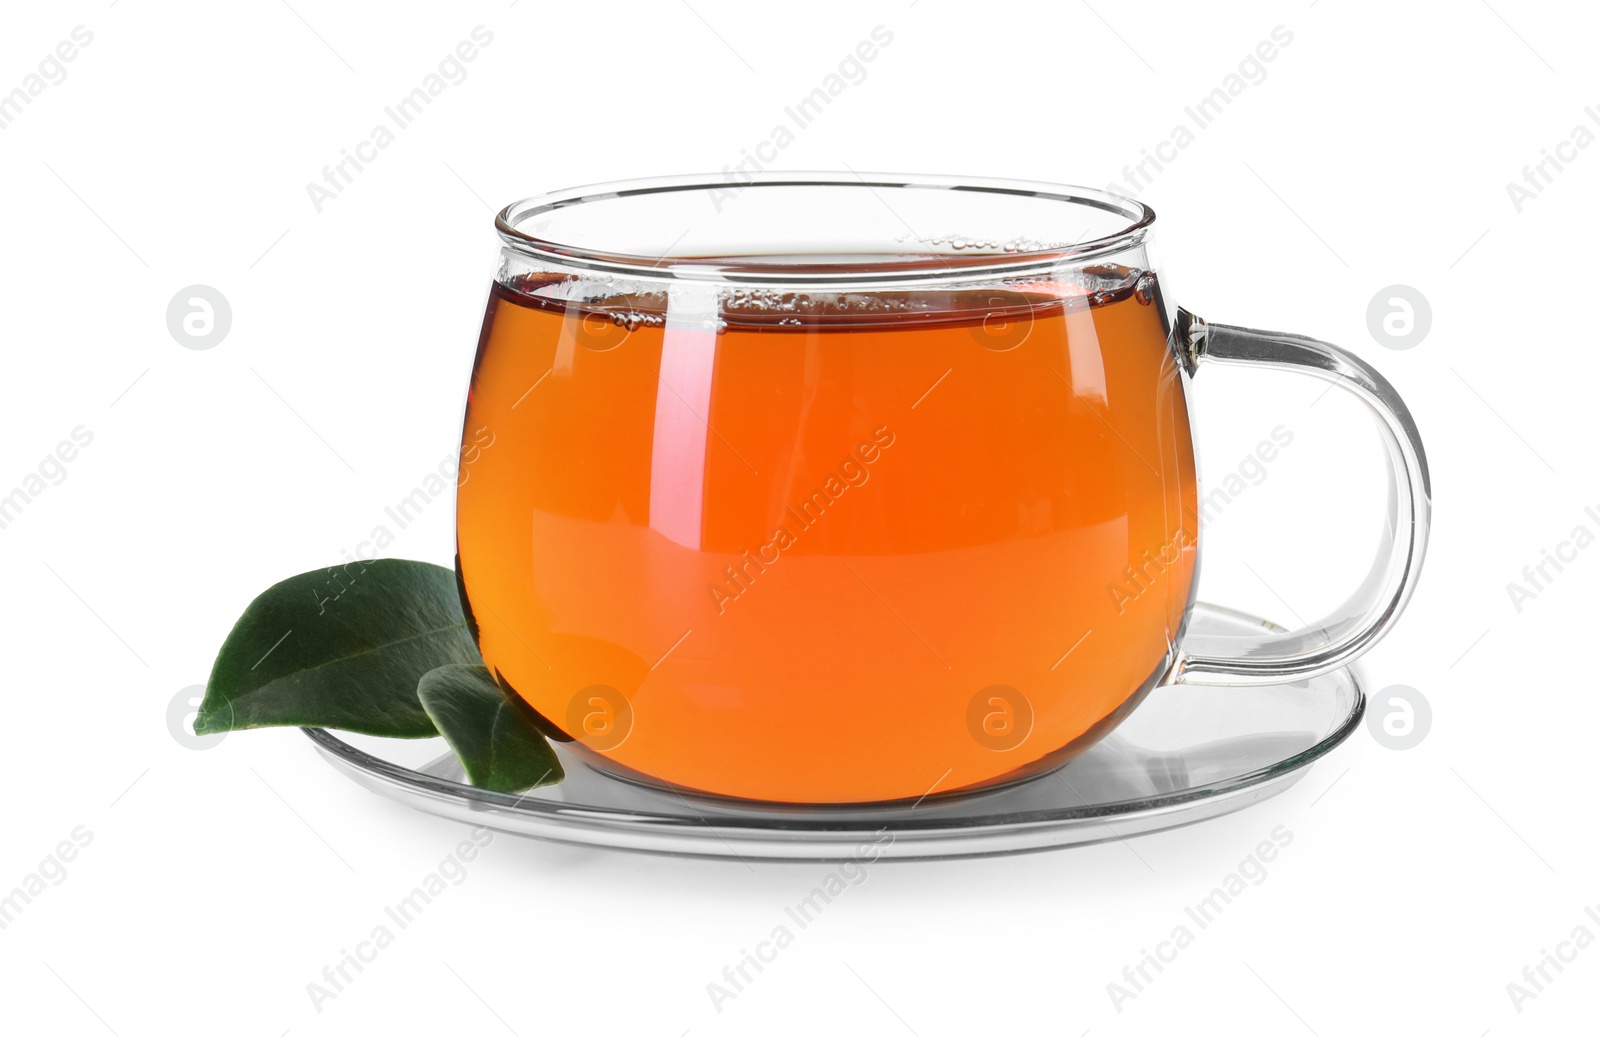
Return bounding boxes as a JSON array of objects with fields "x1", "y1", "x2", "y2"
[{"x1": 455, "y1": 263, "x2": 1198, "y2": 804}]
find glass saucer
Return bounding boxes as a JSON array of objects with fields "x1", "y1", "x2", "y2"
[{"x1": 305, "y1": 603, "x2": 1362, "y2": 861}]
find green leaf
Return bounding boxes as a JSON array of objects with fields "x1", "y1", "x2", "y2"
[
  {"x1": 195, "y1": 559, "x2": 480, "y2": 737},
  {"x1": 417, "y1": 664, "x2": 564, "y2": 792}
]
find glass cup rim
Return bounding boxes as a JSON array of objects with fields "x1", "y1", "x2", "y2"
[{"x1": 494, "y1": 172, "x2": 1156, "y2": 285}]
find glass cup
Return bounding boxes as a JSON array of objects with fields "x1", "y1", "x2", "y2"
[{"x1": 454, "y1": 173, "x2": 1430, "y2": 805}]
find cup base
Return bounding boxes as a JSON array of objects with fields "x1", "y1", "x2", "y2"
[
  {"x1": 306, "y1": 603, "x2": 1362, "y2": 860},
  {"x1": 559, "y1": 648, "x2": 1182, "y2": 809}
]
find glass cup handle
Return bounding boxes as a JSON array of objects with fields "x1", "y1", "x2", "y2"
[{"x1": 1171, "y1": 309, "x2": 1432, "y2": 686}]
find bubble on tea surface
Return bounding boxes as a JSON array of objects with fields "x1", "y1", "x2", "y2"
[
  {"x1": 921, "y1": 233, "x2": 1000, "y2": 252},
  {"x1": 917, "y1": 233, "x2": 1076, "y2": 254},
  {"x1": 539, "y1": 262, "x2": 1148, "y2": 345},
  {"x1": 1003, "y1": 235, "x2": 1071, "y2": 252},
  {"x1": 574, "y1": 308, "x2": 630, "y2": 351}
]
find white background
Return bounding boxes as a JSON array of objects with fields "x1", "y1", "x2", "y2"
[{"x1": 1, "y1": 0, "x2": 1595, "y2": 1033}]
